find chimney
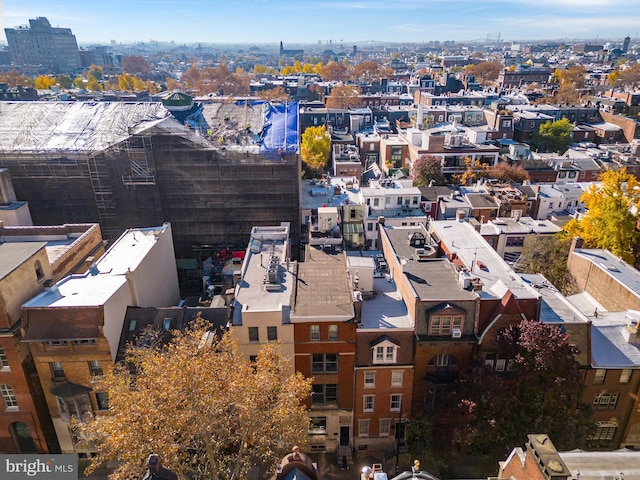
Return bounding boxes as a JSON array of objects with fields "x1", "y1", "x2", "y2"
[{"x1": 570, "y1": 236, "x2": 584, "y2": 253}]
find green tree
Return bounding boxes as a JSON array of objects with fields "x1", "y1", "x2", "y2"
[
  {"x1": 565, "y1": 167, "x2": 640, "y2": 264},
  {"x1": 300, "y1": 125, "x2": 331, "y2": 177},
  {"x1": 516, "y1": 234, "x2": 577, "y2": 295},
  {"x1": 78, "y1": 320, "x2": 311, "y2": 480},
  {"x1": 411, "y1": 154, "x2": 445, "y2": 186},
  {"x1": 57, "y1": 74, "x2": 73, "y2": 90},
  {"x1": 531, "y1": 118, "x2": 573, "y2": 154}
]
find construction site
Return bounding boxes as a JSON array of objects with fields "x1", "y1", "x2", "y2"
[{"x1": 0, "y1": 99, "x2": 301, "y2": 295}]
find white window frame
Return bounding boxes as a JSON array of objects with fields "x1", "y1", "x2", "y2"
[
  {"x1": 620, "y1": 369, "x2": 632, "y2": 384},
  {"x1": 593, "y1": 393, "x2": 619, "y2": 410},
  {"x1": 372, "y1": 341, "x2": 397, "y2": 365},
  {"x1": 310, "y1": 325, "x2": 321, "y2": 341},
  {"x1": 328, "y1": 325, "x2": 339, "y2": 341},
  {"x1": 390, "y1": 394, "x2": 402, "y2": 412},
  {"x1": 1, "y1": 384, "x2": 18, "y2": 410},
  {"x1": 363, "y1": 395, "x2": 374, "y2": 413},
  {"x1": 358, "y1": 419, "x2": 370, "y2": 437},
  {"x1": 391, "y1": 370, "x2": 403, "y2": 387},
  {"x1": 0, "y1": 346, "x2": 9, "y2": 372},
  {"x1": 379, "y1": 418, "x2": 391, "y2": 436},
  {"x1": 593, "y1": 369, "x2": 606, "y2": 384},
  {"x1": 364, "y1": 371, "x2": 376, "y2": 388}
]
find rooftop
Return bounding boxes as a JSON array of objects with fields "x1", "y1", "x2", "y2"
[
  {"x1": 429, "y1": 219, "x2": 539, "y2": 300},
  {"x1": 292, "y1": 247, "x2": 353, "y2": 322},
  {"x1": 0, "y1": 242, "x2": 46, "y2": 280},
  {"x1": 572, "y1": 248, "x2": 640, "y2": 298},
  {"x1": 232, "y1": 225, "x2": 294, "y2": 324},
  {"x1": 358, "y1": 276, "x2": 414, "y2": 330}
]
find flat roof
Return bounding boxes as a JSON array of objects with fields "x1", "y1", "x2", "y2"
[
  {"x1": 23, "y1": 225, "x2": 168, "y2": 308},
  {"x1": 590, "y1": 312, "x2": 640, "y2": 368},
  {"x1": 384, "y1": 226, "x2": 478, "y2": 303},
  {"x1": 430, "y1": 220, "x2": 539, "y2": 300},
  {"x1": 0, "y1": 242, "x2": 46, "y2": 280},
  {"x1": 520, "y1": 274, "x2": 589, "y2": 324},
  {"x1": 232, "y1": 225, "x2": 294, "y2": 324},
  {"x1": 559, "y1": 449, "x2": 640, "y2": 480},
  {"x1": 359, "y1": 276, "x2": 414, "y2": 330},
  {"x1": 292, "y1": 248, "x2": 353, "y2": 321}
]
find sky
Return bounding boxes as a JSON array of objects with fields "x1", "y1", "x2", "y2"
[{"x1": 2, "y1": 0, "x2": 640, "y2": 46}]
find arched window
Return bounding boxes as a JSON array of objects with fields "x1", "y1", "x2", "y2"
[{"x1": 1, "y1": 384, "x2": 18, "y2": 410}]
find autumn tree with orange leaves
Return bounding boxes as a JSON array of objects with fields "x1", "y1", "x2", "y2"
[{"x1": 78, "y1": 319, "x2": 311, "y2": 480}]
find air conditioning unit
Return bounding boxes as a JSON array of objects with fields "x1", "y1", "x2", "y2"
[{"x1": 451, "y1": 328, "x2": 462, "y2": 338}]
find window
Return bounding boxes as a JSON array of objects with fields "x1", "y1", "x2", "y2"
[
  {"x1": 379, "y1": 419, "x2": 391, "y2": 436},
  {"x1": 496, "y1": 358, "x2": 507, "y2": 372},
  {"x1": 44, "y1": 340, "x2": 67, "y2": 347},
  {"x1": 34, "y1": 260, "x2": 44, "y2": 281},
  {"x1": 309, "y1": 416, "x2": 327, "y2": 434},
  {"x1": 350, "y1": 209, "x2": 356, "y2": 219},
  {"x1": 312, "y1": 354, "x2": 338, "y2": 373},
  {"x1": 505, "y1": 236, "x2": 525, "y2": 247},
  {"x1": 128, "y1": 320, "x2": 137, "y2": 332},
  {"x1": 1, "y1": 384, "x2": 17, "y2": 409},
  {"x1": 593, "y1": 393, "x2": 619, "y2": 409},
  {"x1": 50, "y1": 362, "x2": 65, "y2": 381},
  {"x1": 310, "y1": 325, "x2": 321, "y2": 341},
  {"x1": 367, "y1": 222, "x2": 373, "y2": 232},
  {"x1": 429, "y1": 315, "x2": 463, "y2": 335},
  {"x1": 358, "y1": 419, "x2": 370, "y2": 437},
  {"x1": 620, "y1": 369, "x2": 632, "y2": 384},
  {"x1": 88, "y1": 360, "x2": 103, "y2": 376},
  {"x1": 390, "y1": 394, "x2": 402, "y2": 412},
  {"x1": 397, "y1": 197, "x2": 403, "y2": 206},
  {"x1": 373, "y1": 344, "x2": 397, "y2": 364},
  {"x1": 248, "y1": 327, "x2": 259, "y2": 342},
  {"x1": 588, "y1": 421, "x2": 618, "y2": 441},
  {"x1": 163, "y1": 318, "x2": 171, "y2": 330},
  {"x1": 328, "y1": 325, "x2": 339, "y2": 341},
  {"x1": 267, "y1": 326, "x2": 278, "y2": 341},
  {"x1": 72, "y1": 339, "x2": 96, "y2": 346},
  {"x1": 593, "y1": 369, "x2": 606, "y2": 384},
  {"x1": 364, "y1": 371, "x2": 376, "y2": 387},
  {"x1": 95, "y1": 392, "x2": 109, "y2": 410},
  {"x1": 373, "y1": 198, "x2": 379, "y2": 207},
  {"x1": 430, "y1": 354, "x2": 452, "y2": 367},
  {"x1": 391, "y1": 371, "x2": 403, "y2": 386},
  {"x1": 0, "y1": 346, "x2": 9, "y2": 371},
  {"x1": 312, "y1": 384, "x2": 337, "y2": 404},
  {"x1": 363, "y1": 395, "x2": 374, "y2": 412}
]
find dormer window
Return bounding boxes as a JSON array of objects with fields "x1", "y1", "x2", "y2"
[{"x1": 371, "y1": 339, "x2": 398, "y2": 364}]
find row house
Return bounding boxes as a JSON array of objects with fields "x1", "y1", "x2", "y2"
[
  {"x1": 397, "y1": 125, "x2": 500, "y2": 179},
  {"x1": 0, "y1": 223, "x2": 104, "y2": 454},
  {"x1": 358, "y1": 179, "x2": 426, "y2": 250},
  {"x1": 413, "y1": 91, "x2": 487, "y2": 107},
  {"x1": 497, "y1": 66, "x2": 552, "y2": 89},
  {"x1": 20, "y1": 224, "x2": 180, "y2": 455}
]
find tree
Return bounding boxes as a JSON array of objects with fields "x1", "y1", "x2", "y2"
[
  {"x1": 88, "y1": 64, "x2": 104, "y2": 82},
  {"x1": 464, "y1": 61, "x2": 502, "y2": 84},
  {"x1": 489, "y1": 162, "x2": 530, "y2": 183},
  {"x1": 564, "y1": 167, "x2": 640, "y2": 264},
  {"x1": 257, "y1": 86, "x2": 291, "y2": 103},
  {"x1": 34, "y1": 75, "x2": 56, "y2": 90},
  {"x1": 351, "y1": 61, "x2": 383, "y2": 83},
  {"x1": 432, "y1": 319, "x2": 590, "y2": 459},
  {"x1": 325, "y1": 85, "x2": 362, "y2": 109},
  {"x1": 87, "y1": 77, "x2": 103, "y2": 92},
  {"x1": 320, "y1": 61, "x2": 351, "y2": 82},
  {"x1": 253, "y1": 64, "x2": 277, "y2": 75},
  {"x1": 452, "y1": 157, "x2": 490, "y2": 186},
  {"x1": 121, "y1": 55, "x2": 152, "y2": 75},
  {"x1": 553, "y1": 66, "x2": 586, "y2": 104},
  {"x1": 610, "y1": 62, "x2": 640, "y2": 89},
  {"x1": 411, "y1": 154, "x2": 445, "y2": 186},
  {"x1": 118, "y1": 73, "x2": 135, "y2": 91},
  {"x1": 0, "y1": 69, "x2": 33, "y2": 87},
  {"x1": 300, "y1": 125, "x2": 331, "y2": 177},
  {"x1": 78, "y1": 320, "x2": 311, "y2": 480},
  {"x1": 57, "y1": 74, "x2": 73, "y2": 90},
  {"x1": 497, "y1": 320, "x2": 591, "y2": 450},
  {"x1": 516, "y1": 234, "x2": 577, "y2": 295},
  {"x1": 531, "y1": 118, "x2": 573, "y2": 154},
  {"x1": 74, "y1": 76, "x2": 87, "y2": 90}
]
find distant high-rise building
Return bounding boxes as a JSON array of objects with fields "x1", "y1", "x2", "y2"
[
  {"x1": 623, "y1": 35, "x2": 631, "y2": 53},
  {"x1": 4, "y1": 17, "x2": 81, "y2": 74}
]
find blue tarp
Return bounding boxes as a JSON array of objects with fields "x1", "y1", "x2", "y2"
[{"x1": 259, "y1": 101, "x2": 299, "y2": 153}]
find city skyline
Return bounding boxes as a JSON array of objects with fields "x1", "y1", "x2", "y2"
[{"x1": 2, "y1": 0, "x2": 640, "y2": 46}]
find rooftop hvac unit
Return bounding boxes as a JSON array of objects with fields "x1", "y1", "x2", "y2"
[
  {"x1": 267, "y1": 268, "x2": 278, "y2": 284},
  {"x1": 452, "y1": 328, "x2": 462, "y2": 338}
]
